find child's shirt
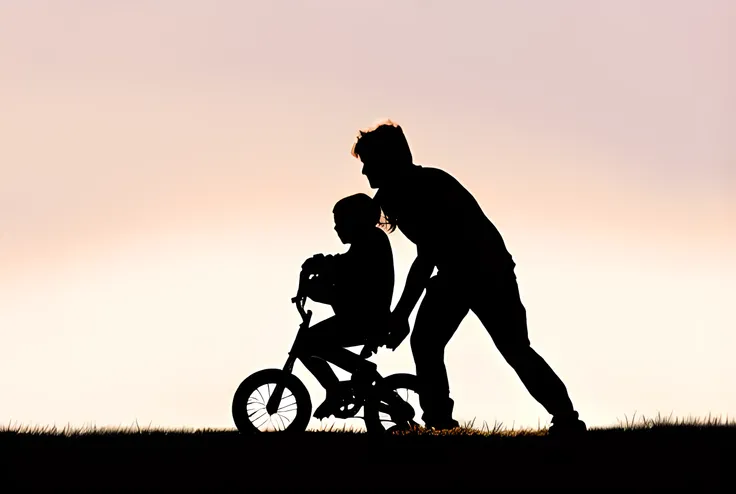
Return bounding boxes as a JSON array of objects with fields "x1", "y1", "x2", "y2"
[{"x1": 319, "y1": 227, "x2": 395, "y2": 330}]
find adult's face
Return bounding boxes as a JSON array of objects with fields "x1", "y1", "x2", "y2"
[{"x1": 360, "y1": 154, "x2": 390, "y2": 189}]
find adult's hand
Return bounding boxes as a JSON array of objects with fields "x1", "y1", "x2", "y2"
[
  {"x1": 385, "y1": 313, "x2": 411, "y2": 351},
  {"x1": 359, "y1": 342, "x2": 378, "y2": 358}
]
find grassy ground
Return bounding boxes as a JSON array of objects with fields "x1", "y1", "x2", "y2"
[{"x1": 2, "y1": 415, "x2": 734, "y2": 490}]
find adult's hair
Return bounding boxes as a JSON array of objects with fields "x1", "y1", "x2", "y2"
[
  {"x1": 350, "y1": 119, "x2": 413, "y2": 165},
  {"x1": 351, "y1": 120, "x2": 413, "y2": 233}
]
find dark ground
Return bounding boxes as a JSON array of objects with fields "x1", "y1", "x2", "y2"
[{"x1": 2, "y1": 426, "x2": 734, "y2": 490}]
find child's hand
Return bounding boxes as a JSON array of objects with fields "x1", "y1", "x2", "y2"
[{"x1": 301, "y1": 254, "x2": 325, "y2": 273}]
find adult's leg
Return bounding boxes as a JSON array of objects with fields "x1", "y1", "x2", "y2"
[
  {"x1": 469, "y1": 276, "x2": 579, "y2": 423},
  {"x1": 411, "y1": 275, "x2": 470, "y2": 426}
]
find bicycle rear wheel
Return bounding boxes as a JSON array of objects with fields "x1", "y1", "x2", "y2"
[
  {"x1": 364, "y1": 373, "x2": 423, "y2": 434},
  {"x1": 232, "y1": 369, "x2": 312, "y2": 433}
]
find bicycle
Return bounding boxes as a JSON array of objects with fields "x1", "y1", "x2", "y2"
[{"x1": 232, "y1": 272, "x2": 422, "y2": 434}]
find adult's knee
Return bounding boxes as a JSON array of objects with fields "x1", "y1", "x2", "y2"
[
  {"x1": 410, "y1": 332, "x2": 442, "y2": 362},
  {"x1": 409, "y1": 331, "x2": 425, "y2": 355},
  {"x1": 495, "y1": 339, "x2": 532, "y2": 367}
]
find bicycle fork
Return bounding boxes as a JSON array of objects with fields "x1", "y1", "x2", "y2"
[
  {"x1": 266, "y1": 299, "x2": 311, "y2": 416},
  {"x1": 264, "y1": 354, "x2": 296, "y2": 415},
  {"x1": 265, "y1": 321, "x2": 307, "y2": 416}
]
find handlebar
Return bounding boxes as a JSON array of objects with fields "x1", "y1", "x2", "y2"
[
  {"x1": 292, "y1": 267, "x2": 384, "y2": 355},
  {"x1": 292, "y1": 268, "x2": 315, "y2": 324},
  {"x1": 291, "y1": 294, "x2": 311, "y2": 325},
  {"x1": 290, "y1": 290, "x2": 383, "y2": 357}
]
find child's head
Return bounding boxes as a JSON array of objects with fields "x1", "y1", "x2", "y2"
[{"x1": 332, "y1": 193, "x2": 381, "y2": 244}]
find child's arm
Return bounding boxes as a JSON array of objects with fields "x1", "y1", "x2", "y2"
[
  {"x1": 303, "y1": 275, "x2": 335, "y2": 305},
  {"x1": 300, "y1": 254, "x2": 340, "y2": 305}
]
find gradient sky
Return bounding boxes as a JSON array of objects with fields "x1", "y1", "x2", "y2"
[{"x1": 1, "y1": 1, "x2": 734, "y2": 430}]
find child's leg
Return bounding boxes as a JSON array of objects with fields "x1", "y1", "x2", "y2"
[
  {"x1": 300, "y1": 316, "x2": 367, "y2": 389},
  {"x1": 301, "y1": 316, "x2": 375, "y2": 419}
]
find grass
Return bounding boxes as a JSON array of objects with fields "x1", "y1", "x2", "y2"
[
  {"x1": 612, "y1": 411, "x2": 734, "y2": 430},
  {"x1": 4, "y1": 412, "x2": 732, "y2": 436},
  {"x1": 2, "y1": 415, "x2": 734, "y2": 490}
]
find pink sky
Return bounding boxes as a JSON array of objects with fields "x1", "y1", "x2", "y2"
[{"x1": 1, "y1": 1, "x2": 734, "y2": 430}]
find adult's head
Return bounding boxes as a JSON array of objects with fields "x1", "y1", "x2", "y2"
[
  {"x1": 332, "y1": 193, "x2": 381, "y2": 244},
  {"x1": 351, "y1": 120, "x2": 413, "y2": 189}
]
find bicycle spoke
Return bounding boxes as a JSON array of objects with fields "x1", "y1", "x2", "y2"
[
  {"x1": 251, "y1": 410, "x2": 268, "y2": 424},
  {"x1": 256, "y1": 387, "x2": 266, "y2": 404},
  {"x1": 255, "y1": 414, "x2": 270, "y2": 430},
  {"x1": 277, "y1": 399, "x2": 296, "y2": 410},
  {"x1": 248, "y1": 406, "x2": 266, "y2": 418},
  {"x1": 271, "y1": 414, "x2": 281, "y2": 431}
]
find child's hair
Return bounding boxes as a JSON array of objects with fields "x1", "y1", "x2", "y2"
[{"x1": 333, "y1": 193, "x2": 381, "y2": 228}]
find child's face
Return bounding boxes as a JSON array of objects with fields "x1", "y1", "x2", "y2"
[{"x1": 333, "y1": 210, "x2": 356, "y2": 244}]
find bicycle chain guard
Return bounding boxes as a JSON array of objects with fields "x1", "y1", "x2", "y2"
[
  {"x1": 333, "y1": 382, "x2": 413, "y2": 423},
  {"x1": 331, "y1": 382, "x2": 364, "y2": 419}
]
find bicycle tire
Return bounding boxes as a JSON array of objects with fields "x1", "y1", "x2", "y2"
[
  {"x1": 232, "y1": 368, "x2": 312, "y2": 433},
  {"x1": 363, "y1": 373, "x2": 421, "y2": 434}
]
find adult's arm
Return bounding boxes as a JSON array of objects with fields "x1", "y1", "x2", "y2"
[
  {"x1": 393, "y1": 248, "x2": 435, "y2": 319},
  {"x1": 384, "y1": 249, "x2": 434, "y2": 350}
]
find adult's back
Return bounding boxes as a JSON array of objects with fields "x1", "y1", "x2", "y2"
[{"x1": 376, "y1": 165, "x2": 515, "y2": 279}]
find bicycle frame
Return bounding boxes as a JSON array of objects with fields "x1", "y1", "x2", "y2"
[
  {"x1": 265, "y1": 294, "x2": 312, "y2": 415},
  {"x1": 265, "y1": 270, "x2": 380, "y2": 416}
]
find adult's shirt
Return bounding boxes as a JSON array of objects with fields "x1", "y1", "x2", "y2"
[{"x1": 376, "y1": 165, "x2": 516, "y2": 280}]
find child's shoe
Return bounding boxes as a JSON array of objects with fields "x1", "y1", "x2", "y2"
[{"x1": 313, "y1": 382, "x2": 353, "y2": 420}]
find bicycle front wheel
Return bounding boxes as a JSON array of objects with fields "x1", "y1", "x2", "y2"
[{"x1": 232, "y1": 369, "x2": 312, "y2": 433}]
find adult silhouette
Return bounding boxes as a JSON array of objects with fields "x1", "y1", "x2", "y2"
[{"x1": 350, "y1": 120, "x2": 586, "y2": 434}]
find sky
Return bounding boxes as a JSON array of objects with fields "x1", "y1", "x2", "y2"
[{"x1": 1, "y1": 0, "x2": 734, "y2": 431}]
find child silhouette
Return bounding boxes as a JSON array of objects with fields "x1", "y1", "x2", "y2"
[{"x1": 298, "y1": 193, "x2": 395, "y2": 419}]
